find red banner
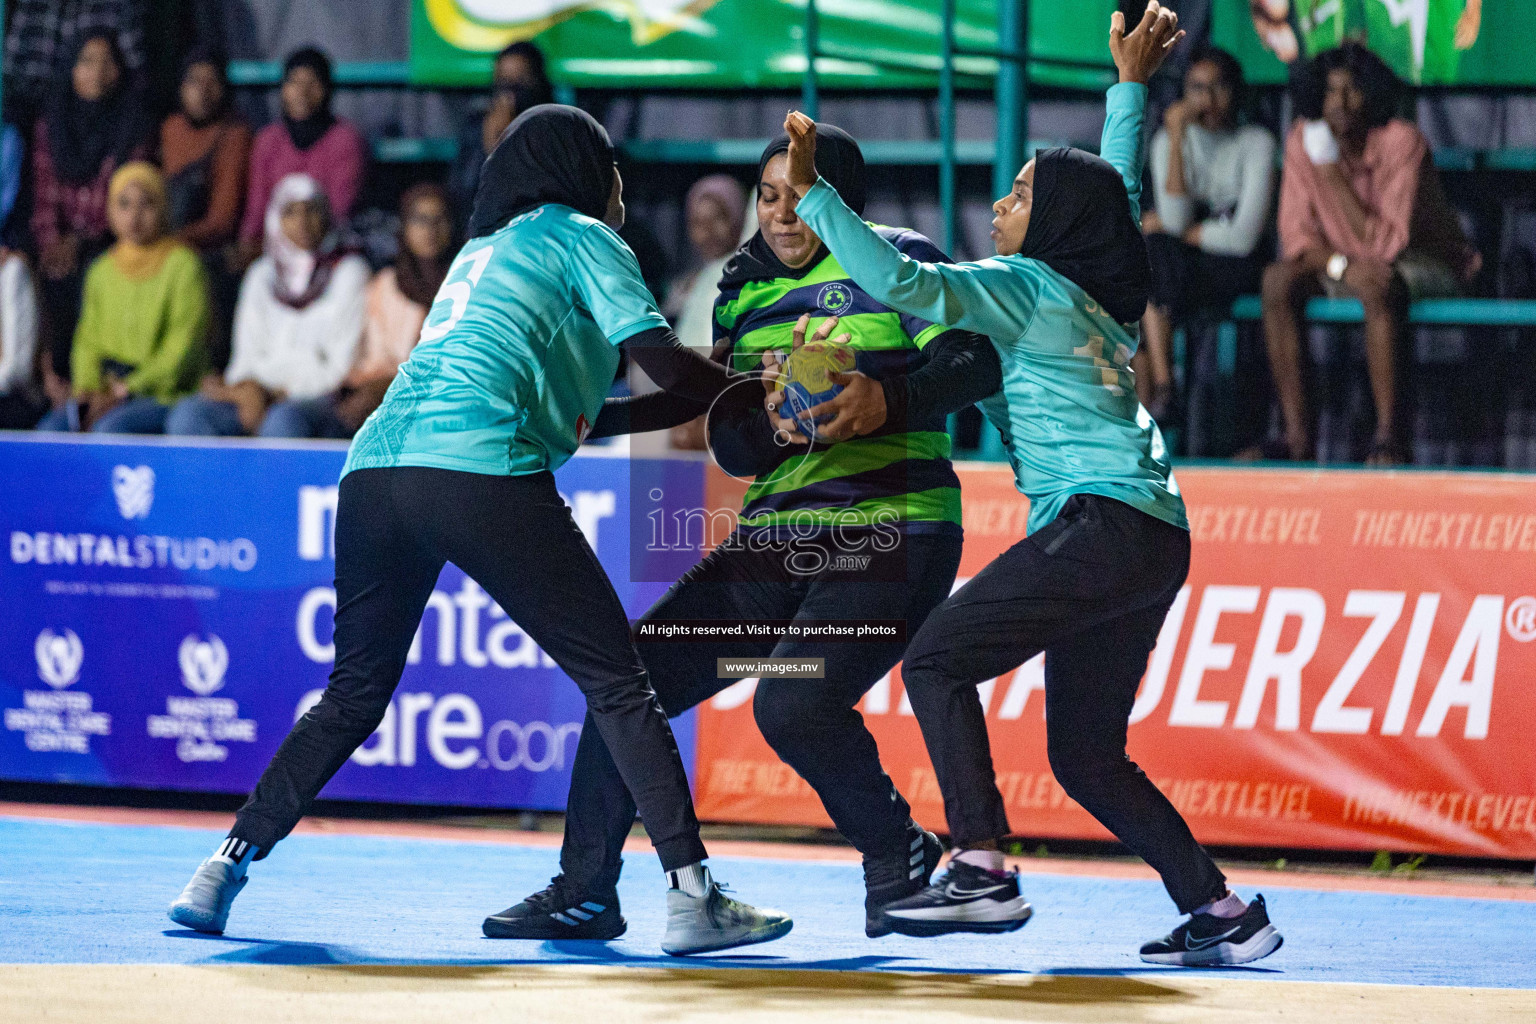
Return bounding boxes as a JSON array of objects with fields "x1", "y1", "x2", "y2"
[{"x1": 695, "y1": 465, "x2": 1536, "y2": 858}]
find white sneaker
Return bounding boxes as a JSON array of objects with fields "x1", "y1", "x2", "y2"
[
  {"x1": 168, "y1": 858, "x2": 248, "y2": 934},
  {"x1": 660, "y1": 867, "x2": 792, "y2": 956}
]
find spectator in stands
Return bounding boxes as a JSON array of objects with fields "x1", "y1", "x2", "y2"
[
  {"x1": 341, "y1": 183, "x2": 454, "y2": 431},
  {"x1": 449, "y1": 41, "x2": 554, "y2": 233},
  {"x1": 168, "y1": 174, "x2": 368, "y2": 438},
  {"x1": 1137, "y1": 47, "x2": 1275, "y2": 422},
  {"x1": 2, "y1": 0, "x2": 146, "y2": 122},
  {"x1": 1260, "y1": 43, "x2": 1480, "y2": 464},
  {"x1": 163, "y1": 50, "x2": 251, "y2": 254},
  {"x1": 31, "y1": 30, "x2": 152, "y2": 397},
  {"x1": 0, "y1": 246, "x2": 43, "y2": 428},
  {"x1": 656, "y1": 174, "x2": 750, "y2": 448},
  {"x1": 37, "y1": 163, "x2": 208, "y2": 434},
  {"x1": 239, "y1": 47, "x2": 366, "y2": 264},
  {"x1": 161, "y1": 50, "x2": 253, "y2": 373}
]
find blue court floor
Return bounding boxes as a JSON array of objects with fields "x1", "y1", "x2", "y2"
[{"x1": 1, "y1": 814, "x2": 1534, "y2": 991}]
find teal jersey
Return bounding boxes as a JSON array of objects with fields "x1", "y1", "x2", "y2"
[
  {"x1": 344, "y1": 204, "x2": 667, "y2": 478},
  {"x1": 795, "y1": 82, "x2": 1187, "y2": 535}
]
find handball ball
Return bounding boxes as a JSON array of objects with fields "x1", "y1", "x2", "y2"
[{"x1": 780, "y1": 341, "x2": 856, "y2": 438}]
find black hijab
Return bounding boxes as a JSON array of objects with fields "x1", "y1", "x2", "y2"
[
  {"x1": 45, "y1": 31, "x2": 150, "y2": 187},
  {"x1": 720, "y1": 122, "x2": 867, "y2": 286},
  {"x1": 1017, "y1": 147, "x2": 1150, "y2": 325},
  {"x1": 281, "y1": 47, "x2": 336, "y2": 152},
  {"x1": 467, "y1": 104, "x2": 614, "y2": 238}
]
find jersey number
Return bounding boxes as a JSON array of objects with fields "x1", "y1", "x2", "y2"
[{"x1": 418, "y1": 245, "x2": 495, "y2": 344}]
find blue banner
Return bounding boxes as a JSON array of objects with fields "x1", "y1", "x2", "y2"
[{"x1": 0, "y1": 436, "x2": 703, "y2": 809}]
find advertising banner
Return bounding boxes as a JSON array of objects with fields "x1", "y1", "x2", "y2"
[
  {"x1": 409, "y1": 0, "x2": 1117, "y2": 90},
  {"x1": 695, "y1": 464, "x2": 1536, "y2": 858},
  {"x1": 1219, "y1": 0, "x2": 1528, "y2": 87},
  {"x1": 414, "y1": 1, "x2": 1534, "y2": 92},
  {"x1": 0, "y1": 437, "x2": 699, "y2": 809}
]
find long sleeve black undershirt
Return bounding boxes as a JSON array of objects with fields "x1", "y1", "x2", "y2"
[
  {"x1": 879, "y1": 328, "x2": 1001, "y2": 426},
  {"x1": 587, "y1": 327, "x2": 1002, "y2": 475},
  {"x1": 586, "y1": 328, "x2": 753, "y2": 440}
]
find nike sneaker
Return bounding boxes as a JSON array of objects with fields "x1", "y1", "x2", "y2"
[
  {"x1": 660, "y1": 867, "x2": 793, "y2": 956},
  {"x1": 877, "y1": 859, "x2": 1033, "y2": 937},
  {"x1": 483, "y1": 875, "x2": 626, "y2": 940},
  {"x1": 864, "y1": 825, "x2": 945, "y2": 937},
  {"x1": 1139, "y1": 893, "x2": 1283, "y2": 966},
  {"x1": 167, "y1": 857, "x2": 248, "y2": 934}
]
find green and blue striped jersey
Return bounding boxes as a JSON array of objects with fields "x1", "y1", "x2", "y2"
[{"x1": 714, "y1": 227, "x2": 964, "y2": 534}]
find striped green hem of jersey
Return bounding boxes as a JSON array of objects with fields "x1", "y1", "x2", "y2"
[
  {"x1": 737, "y1": 487, "x2": 962, "y2": 530},
  {"x1": 743, "y1": 432, "x2": 954, "y2": 503}
]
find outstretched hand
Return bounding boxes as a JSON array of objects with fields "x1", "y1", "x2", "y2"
[
  {"x1": 1110, "y1": 1, "x2": 1184, "y2": 85},
  {"x1": 783, "y1": 110, "x2": 818, "y2": 198}
]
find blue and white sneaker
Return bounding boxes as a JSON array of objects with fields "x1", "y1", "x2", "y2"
[
  {"x1": 1139, "y1": 893, "x2": 1283, "y2": 966},
  {"x1": 483, "y1": 876, "x2": 626, "y2": 940},
  {"x1": 878, "y1": 859, "x2": 1032, "y2": 937},
  {"x1": 168, "y1": 857, "x2": 248, "y2": 934}
]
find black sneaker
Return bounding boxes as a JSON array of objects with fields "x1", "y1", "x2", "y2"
[
  {"x1": 877, "y1": 859, "x2": 1032, "y2": 937},
  {"x1": 482, "y1": 875, "x2": 626, "y2": 940},
  {"x1": 1139, "y1": 893, "x2": 1283, "y2": 966},
  {"x1": 864, "y1": 826, "x2": 945, "y2": 937}
]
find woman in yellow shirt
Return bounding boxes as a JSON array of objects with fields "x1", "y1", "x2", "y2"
[{"x1": 38, "y1": 162, "x2": 208, "y2": 433}]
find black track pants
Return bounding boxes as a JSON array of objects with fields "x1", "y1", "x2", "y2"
[
  {"x1": 558, "y1": 529, "x2": 962, "y2": 892},
  {"x1": 231, "y1": 467, "x2": 707, "y2": 871},
  {"x1": 900, "y1": 494, "x2": 1227, "y2": 914}
]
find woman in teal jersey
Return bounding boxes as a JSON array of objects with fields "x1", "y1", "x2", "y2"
[
  {"x1": 780, "y1": 4, "x2": 1283, "y2": 966},
  {"x1": 168, "y1": 106, "x2": 791, "y2": 956},
  {"x1": 493, "y1": 126, "x2": 1002, "y2": 943}
]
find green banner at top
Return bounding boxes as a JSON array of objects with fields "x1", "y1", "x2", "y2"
[
  {"x1": 1217, "y1": 0, "x2": 1527, "y2": 87},
  {"x1": 409, "y1": 0, "x2": 1118, "y2": 90},
  {"x1": 410, "y1": 0, "x2": 1533, "y2": 92}
]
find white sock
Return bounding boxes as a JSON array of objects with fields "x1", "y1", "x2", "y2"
[
  {"x1": 1195, "y1": 890, "x2": 1247, "y2": 918},
  {"x1": 667, "y1": 862, "x2": 710, "y2": 897},
  {"x1": 211, "y1": 837, "x2": 258, "y2": 879},
  {"x1": 953, "y1": 848, "x2": 1006, "y2": 873}
]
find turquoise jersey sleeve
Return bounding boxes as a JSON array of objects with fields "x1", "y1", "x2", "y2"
[
  {"x1": 568, "y1": 221, "x2": 669, "y2": 345},
  {"x1": 796, "y1": 180, "x2": 1040, "y2": 342},
  {"x1": 1101, "y1": 82, "x2": 1148, "y2": 222}
]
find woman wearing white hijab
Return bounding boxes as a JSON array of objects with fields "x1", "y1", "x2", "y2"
[{"x1": 166, "y1": 173, "x2": 368, "y2": 436}]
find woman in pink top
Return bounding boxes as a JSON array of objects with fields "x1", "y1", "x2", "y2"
[
  {"x1": 1260, "y1": 43, "x2": 1479, "y2": 465},
  {"x1": 340, "y1": 183, "x2": 454, "y2": 431},
  {"x1": 238, "y1": 48, "x2": 366, "y2": 264}
]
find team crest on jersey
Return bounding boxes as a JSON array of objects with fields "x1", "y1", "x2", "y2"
[{"x1": 817, "y1": 282, "x2": 853, "y2": 315}]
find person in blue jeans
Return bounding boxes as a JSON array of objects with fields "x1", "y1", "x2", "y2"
[{"x1": 778, "y1": 2, "x2": 1283, "y2": 966}]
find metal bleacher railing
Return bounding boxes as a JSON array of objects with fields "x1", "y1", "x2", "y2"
[{"x1": 222, "y1": 18, "x2": 1536, "y2": 465}]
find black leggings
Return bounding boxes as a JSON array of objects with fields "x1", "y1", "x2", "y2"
[
  {"x1": 559, "y1": 529, "x2": 962, "y2": 892},
  {"x1": 901, "y1": 494, "x2": 1227, "y2": 914},
  {"x1": 231, "y1": 467, "x2": 707, "y2": 872}
]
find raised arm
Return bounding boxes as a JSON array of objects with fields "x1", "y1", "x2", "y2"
[
  {"x1": 1103, "y1": 1, "x2": 1185, "y2": 221},
  {"x1": 1100, "y1": 83, "x2": 1149, "y2": 221},
  {"x1": 793, "y1": 180, "x2": 1036, "y2": 341}
]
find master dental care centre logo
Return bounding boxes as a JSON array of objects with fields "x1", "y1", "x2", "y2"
[
  {"x1": 9, "y1": 463, "x2": 258, "y2": 572},
  {"x1": 145, "y1": 634, "x2": 259, "y2": 763},
  {"x1": 290, "y1": 483, "x2": 619, "y2": 776},
  {"x1": 4, "y1": 628, "x2": 110, "y2": 753}
]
